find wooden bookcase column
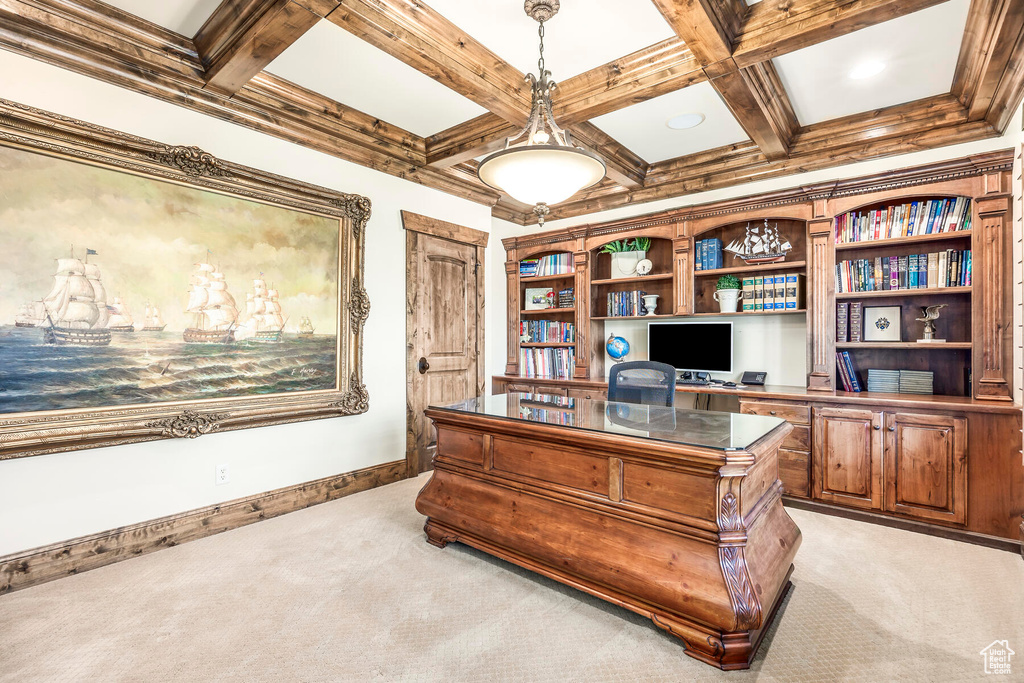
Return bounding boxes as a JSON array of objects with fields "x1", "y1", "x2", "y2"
[
  {"x1": 573, "y1": 249, "x2": 590, "y2": 379},
  {"x1": 807, "y1": 217, "x2": 835, "y2": 392},
  {"x1": 505, "y1": 258, "x2": 519, "y2": 375},
  {"x1": 673, "y1": 236, "x2": 692, "y2": 316},
  {"x1": 974, "y1": 191, "x2": 1013, "y2": 400}
]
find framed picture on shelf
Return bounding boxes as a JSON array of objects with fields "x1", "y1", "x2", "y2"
[
  {"x1": 525, "y1": 287, "x2": 555, "y2": 310},
  {"x1": 863, "y1": 306, "x2": 902, "y2": 342}
]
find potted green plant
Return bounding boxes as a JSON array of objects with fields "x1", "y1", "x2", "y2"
[
  {"x1": 713, "y1": 274, "x2": 742, "y2": 313},
  {"x1": 600, "y1": 237, "x2": 651, "y2": 279}
]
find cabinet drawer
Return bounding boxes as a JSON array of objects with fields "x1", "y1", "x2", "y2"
[
  {"x1": 778, "y1": 448, "x2": 810, "y2": 498},
  {"x1": 567, "y1": 388, "x2": 607, "y2": 401},
  {"x1": 784, "y1": 424, "x2": 811, "y2": 451},
  {"x1": 740, "y1": 400, "x2": 810, "y2": 425}
]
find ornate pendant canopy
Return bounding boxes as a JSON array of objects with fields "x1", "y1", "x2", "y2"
[{"x1": 477, "y1": 1, "x2": 606, "y2": 226}]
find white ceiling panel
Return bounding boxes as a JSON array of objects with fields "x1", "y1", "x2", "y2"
[
  {"x1": 773, "y1": 0, "x2": 970, "y2": 125},
  {"x1": 589, "y1": 82, "x2": 748, "y2": 163},
  {"x1": 102, "y1": 0, "x2": 220, "y2": 36},
  {"x1": 426, "y1": 0, "x2": 676, "y2": 80},
  {"x1": 266, "y1": 21, "x2": 487, "y2": 137}
]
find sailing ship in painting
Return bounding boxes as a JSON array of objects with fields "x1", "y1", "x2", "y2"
[
  {"x1": 238, "y1": 276, "x2": 287, "y2": 343},
  {"x1": 183, "y1": 262, "x2": 239, "y2": 344},
  {"x1": 39, "y1": 250, "x2": 113, "y2": 345},
  {"x1": 724, "y1": 219, "x2": 793, "y2": 264},
  {"x1": 106, "y1": 296, "x2": 135, "y2": 332},
  {"x1": 14, "y1": 302, "x2": 45, "y2": 327},
  {"x1": 298, "y1": 316, "x2": 315, "y2": 337},
  {"x1": 140, "y1": 303, "x2": 166, "y2": 331}
]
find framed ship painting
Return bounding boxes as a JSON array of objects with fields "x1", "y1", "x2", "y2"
[{"x1": 0, "y1": 98, "x2": 370, "y2": 459}]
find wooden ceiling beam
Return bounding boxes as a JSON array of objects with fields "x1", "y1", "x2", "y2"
[
  {"x1": 424, "y1": 38, "x2": 703, "y2": 169},
  {"x1": 652, "y1": 0, "x2": 797, "y2": 160},
  {"x1": 194, "y1": 0, "x2": 338, "y2": 96},
  {"x1": 535, "y1": 95, "x2": 998, "y2": 223},
  {"x1": 571, "y1": 122, "x2": 647, "y2": 188},
  {"x1": 952, "y1": 0, "x2": 1024, "y2": 132},
  {"x1": 0, "y1": 0, "x2": 502, "y2": 206},
  {"x1": 324, "y1": 0, "x2": 531, "y2": 126},
  {"x1": 734, "y1": 0, "x2": 950, "y2": 67}
]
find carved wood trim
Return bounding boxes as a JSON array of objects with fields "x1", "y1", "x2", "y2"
[
  {"x1": 0, "y1": 459, "x2": 407, "y2": 594},
  {"x1": 573, "y1": 251, "x2": 591, "y2": 380},
  {"x1": 505, "y1": 260, "x2": 521, "y2": 376},
  {"x1": 400, "y1": 210, "x2": 489, "y2": 247},
  {"x1": 0, "y1": 97, "x2": 370, "y2": 459},
  {"x1": 974, "y1": 194, "x2": 1013, "y2": 400},
  {"x1": 807, "y1": 220, "x2": 835, "y2": 391}
]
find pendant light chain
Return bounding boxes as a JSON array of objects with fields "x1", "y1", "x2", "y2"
[{"x1": 537, "y1": 21, "x2": 546, "y2": 81}]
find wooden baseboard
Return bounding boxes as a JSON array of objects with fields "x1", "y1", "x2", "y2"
[
  {"x1": 0, "y1": 460, "x2": 407, "y2": 595},
  {"x1": 783, "y1": 497, "x2": 1024, "y2": 554}
]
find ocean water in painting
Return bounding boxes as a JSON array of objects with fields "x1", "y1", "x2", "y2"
[{"x1": 0, "y1": 326, "x2": 337, "y2": 414}]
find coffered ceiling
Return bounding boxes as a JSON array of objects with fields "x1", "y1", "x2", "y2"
[{"x1": 1, "y1": 0, "x2": 1021, "y2": 226}]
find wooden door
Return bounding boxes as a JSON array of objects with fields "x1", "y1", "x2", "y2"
[
  {"x1": 405, "y1": 213, "x2": 486, "y2": 476},
  {"x1": 884, "y1": 412, "x2": 967, "y2": 524},
  {"x1": 813, "y1": 407, "x2": 884, "y2": 510}
]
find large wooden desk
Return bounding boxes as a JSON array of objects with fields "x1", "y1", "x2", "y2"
[{"x1": 415, "y1": 393, "x2": 800, "y2": 670}]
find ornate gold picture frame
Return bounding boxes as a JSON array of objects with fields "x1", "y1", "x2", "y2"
[{"x1": 0, "y1": 98, "x2": 370, "y2": 459}]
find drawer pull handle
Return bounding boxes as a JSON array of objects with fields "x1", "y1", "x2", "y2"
[
  {"x1": 888, "y1": 426, "x2": 896, "y2": 432},
  {"x1": 769, "y1": 410, "x2": 777, "y2": 416},
  {"x1": 873, "y1": 424, "x2": 880, "y2": 430}
]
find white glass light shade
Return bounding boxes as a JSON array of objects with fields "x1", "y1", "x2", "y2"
[{"x1": 478, "y1": 146, "x2": 606, "y2": 206}]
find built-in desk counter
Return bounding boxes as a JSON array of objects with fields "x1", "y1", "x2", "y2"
[{"x1": 415, "y1": 393, "x2": 800, "y2": 670}]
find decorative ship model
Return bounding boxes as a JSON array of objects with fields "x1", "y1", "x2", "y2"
[
  {"x1": 239, "y1": 276, "x2": 286, "y2": 342},
  {"x1": 140, "y1": 303, "x2": 166, "y2": 331},
  {"x1": 40, "y1": 252, "x2": 112, "y2": 345},
  {"x1": 184, "y1": 261, "x2": 238, "y2": 343},
  {"x1": 106, "y1": 296, "x2": 135, "y2": 332},
  {"x1": 298, "y1": 316, "x2": 315, "y2": 337},
  {"x1": 724, "y1": 219, "x2": 793, "y2": 264}
]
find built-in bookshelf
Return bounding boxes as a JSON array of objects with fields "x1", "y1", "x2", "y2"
[
  {"x1": 516, "y1": 251, "x2": 577, "y2": 379},
  {"x1": 831, "y1": 195, "x2": 975, "y2": 398},
  {"x1": 692, "y1": 218, "x2": 808, "y2": 315},
  {"x1": 590, "y1": 237, "x2": 675, "y2": 319}
]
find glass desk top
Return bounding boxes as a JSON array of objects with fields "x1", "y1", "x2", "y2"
[{"x1": 430, "y1": 393, "x2": 786, "y2": 452}]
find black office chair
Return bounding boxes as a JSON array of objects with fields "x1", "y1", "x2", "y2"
[{"x1": 607, "y1": 361, "x2": 676, "y2": 407}]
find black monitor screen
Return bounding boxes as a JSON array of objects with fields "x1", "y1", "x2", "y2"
[{"x1": 647, "y1": 322, "x2": 733, "y2": 373}]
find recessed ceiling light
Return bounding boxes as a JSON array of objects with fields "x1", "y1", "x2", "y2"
[
  {"x1": 666, "y1": 113, "x2": 705, "y2": 130},
  {"x1": 849, "y1": 61, "x2": 885, "y2": 80}
]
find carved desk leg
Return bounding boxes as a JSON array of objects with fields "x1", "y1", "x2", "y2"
[{"x1": 424, "y1": 519, "x2": 459, "y2": 549}]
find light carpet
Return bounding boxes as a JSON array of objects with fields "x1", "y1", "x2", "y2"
[{"x1": 2, "y1": 473, "x2": 1022, "y2": 682}]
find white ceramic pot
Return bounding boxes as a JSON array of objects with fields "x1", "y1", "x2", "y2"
[
  {"x1": 610, "y1": 250, "x2": 646, "y2": 279},
  {"x1": 642, "y1": 294, "x2": 660, "y2": 316},
  {"x1": 713, "y1": 288, "x2": 741, "y2": 313}
]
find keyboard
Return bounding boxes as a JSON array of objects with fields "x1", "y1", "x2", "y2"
[{"x1": 678, "y1": 379, "x2": 711, "y2": 386}]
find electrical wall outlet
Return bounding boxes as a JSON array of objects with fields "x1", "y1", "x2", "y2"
[{"x1": 215, "y1": 463, "x2": 230, "y2": 486}]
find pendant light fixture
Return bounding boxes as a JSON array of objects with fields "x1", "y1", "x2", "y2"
[{"x1": 477, "y1": 0, "x2": 606, "y2": 226}]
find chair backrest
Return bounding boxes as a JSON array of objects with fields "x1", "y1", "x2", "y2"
[{"x1": 607, "y1": 361, "x2": 677, "y2": 407}]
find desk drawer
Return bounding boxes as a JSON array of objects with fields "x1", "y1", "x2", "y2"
[
  {"x1": 740, "y1": 400, "x2": 810, "y2": 425},
  {"x1": 504, "y1": 382, "x2": 568, "y2": 397},
  {"x1": 779, "y1": 448, "x2": 810, "y2": 498},
  {"x1": 784, "y1": 424, "x2": 811, "y2": 451},
  {"x1": 567, "y1": 388, "x2": 607, "y2": 401}
]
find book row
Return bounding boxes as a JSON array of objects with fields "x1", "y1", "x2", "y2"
[
  {"x1": 741, "y1": 273, "x2": 805, "y2": 312},
  {"x1": 694, "y1": 238, "x2": 724, "y2": 271},
  {"x1": 835, "y1": 352, "x2": 937, "y2": 395},
  {"x1": 520, "y1": 347, "x2": 575, "y2": 380},
  {"x1": 606, "y1": 290, "x2": 650, "y2": 317},
  {"x1": 519, "y1": 320, "x2": 576, "y2": 344},
  {"x1": 520, "y1": 253, "x2": 573, "y2": 277},
  {"x1": 519, "y1": 406, "x2": 576, "y2": 426},
  {"x1": 834, "y1": 197, "x2": 972, "y2": 243},
  {"x1": 835, "y1": 249, "x2": 971, "y2": 293}
]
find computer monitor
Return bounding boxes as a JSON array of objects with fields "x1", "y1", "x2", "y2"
[{"x1": 647, "y1": 321, "x2": 733, "y2": 374}]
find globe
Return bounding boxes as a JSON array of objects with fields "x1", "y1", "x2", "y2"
[{"x1": 606, "y1": 334, "x2": 630, "y2": 361}]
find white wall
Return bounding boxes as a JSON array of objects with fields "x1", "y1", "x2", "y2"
[
  {"x1": 0, "y1": 51, "x2": 494, "y2": 555},
  {"x1": 489, "y1": 103, "x2": 1024, "y2": 397}
]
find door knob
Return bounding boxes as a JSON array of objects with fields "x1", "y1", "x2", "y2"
[{"x1": 417, "y1": 357, "x2": 430, "y2": 374}]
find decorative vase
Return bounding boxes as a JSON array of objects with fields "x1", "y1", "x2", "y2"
[
  {"x1": 713, "y1": 288, "x2": 741, "y2": 313},
  {"x1": 642, "y1": 294, "x2": 660, "y2": 316},
  {"x1": 610, "y1": 250, "x2": 646, "y2": 279}
]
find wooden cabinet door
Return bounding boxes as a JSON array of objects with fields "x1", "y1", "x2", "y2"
[
  {"x1": 813, "y1": 407, "x2": 883, "y2": 510},
  {"x1": 884, "y1": 412, "x2": 967, "y2": 525}
]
